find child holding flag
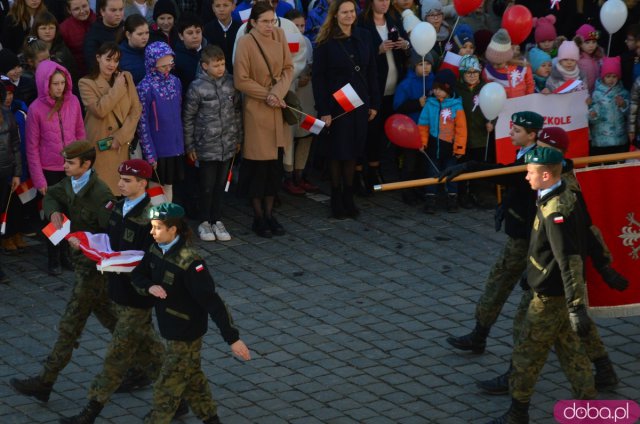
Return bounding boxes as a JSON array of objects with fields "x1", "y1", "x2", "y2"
[{"x1": 183, "y1": 45, "x2": 241, "y2": 242}]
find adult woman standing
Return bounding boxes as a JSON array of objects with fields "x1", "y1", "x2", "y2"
[
  {"x1": 234, "y1": 2, "x2": 293, "y2": 238},
  {"x1": 79, "y1": 42, "x2": 141, "y2": 194},
  {"x1": 358, "y1": 0, "x2": 409, "y2": 192},
  {"x1": 1, "y1": 0, "x2": 47, "y2": 53},
  {"x1": 118, "y1": 14, "x2": 150, "y2": 84},
  {"x1": 312, "y1": 0, "x2": 380, "y2": 219},
  {"x1": 59, "y1": 0, "x2": 96, "y2": 76}
]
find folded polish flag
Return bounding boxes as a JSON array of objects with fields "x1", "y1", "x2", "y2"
[
  {"x1": 0, "y1": 213, "x2": 6, "y2": 235},
  {"x1": 333, "y1": 83, "x2": 364, "y2": 112},
  {"x1": 69, "y1": 231, "x2": 145, "y2": 273},
  {"x1": 286, "y1": 32, "x2": 301, "y2": 53},
  {"x1": 439, "y1": 52, "x2": 461, "y2": 78},
  {"x1": 42, "y1": 214, "x2": 70, "y2": 245},
  {"x1": 300, "y1": 114, "x2": 325, "y2": 134},
  {"x1": 239, "y1": 8, "x2": 251, "y2": 23},
  {"x1": 16, "y1": 180, "x2": 37, "y2": 204},
  {"x1": 147, "y1": 185, "x2": 167, "y2": 206}
]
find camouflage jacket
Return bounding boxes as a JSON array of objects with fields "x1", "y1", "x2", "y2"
[
  {"x1": 131, "y1": 237, "x2": 240, "y2": 344},
  {"x1": 527, "y1": 181, "x2": 589, "y2": 310}
]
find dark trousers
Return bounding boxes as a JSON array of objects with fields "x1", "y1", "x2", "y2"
[{"x1": 198, "y1": 159, "x2": 230, "y2": 224}]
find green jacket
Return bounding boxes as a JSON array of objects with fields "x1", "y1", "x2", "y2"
[{"x1": 455, "y1": 80, "x2": 489, "y2": 151}]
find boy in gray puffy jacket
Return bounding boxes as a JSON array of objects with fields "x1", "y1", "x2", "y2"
[{"x1": 183, "y1": 44, "x2": 242, "y2": 242}]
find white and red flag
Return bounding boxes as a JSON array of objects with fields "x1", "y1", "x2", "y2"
[
  {"x1": 147, "y1": 185, "x2": 167, "y2": 206},
  {"x1": 333, "y1": 83, "x2": 364, "y2": 112},
  {"x1": 286, "y1": 32, "x2": 301, "y2": 53},
  {"x1": 439, "y1": 52, "x2": 461, "y2": 78},
  {"x1": 553, "y1": 79, "x2": 583, "y2": 94},
  {"x1": 0, "y1": 213, "x2": 6, "y2": 235},
  {"x1": 15, "y1": 180, "x2": 37, "y2": 204},
  {"x1": 68, "y1": 231, "x2": 145, "y2": 273},
  {"x1": 576, "y1": 163, "x2": 640, "y2": 317},
  {"x1": 42, "y1": 214, "x2": 70, "y2": 245},
  {"x1": 239, "y1": 8, "x2": 251, "y2": 23},
  {"x1": 300, "y1": 114, "x2": 325, "y2": 135}
]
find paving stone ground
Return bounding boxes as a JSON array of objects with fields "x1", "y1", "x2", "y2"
[{"x1": 1, "y1": 186, "x2": 638, "y2": 424}]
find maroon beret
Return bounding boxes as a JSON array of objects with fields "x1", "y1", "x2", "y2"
[
  {"x1": 537, "y1": 127, "x2": 569, "y2": 152},
  {"x1": 118, "y1": 159, "x2": 152, "y2": 179}
]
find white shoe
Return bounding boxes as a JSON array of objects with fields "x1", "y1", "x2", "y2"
[
  {"x1": 213, "y1": 221, "x2": 231, "y2": 241},
  {"x1": 198, "y1": 222, "x2": 216, "y2": 241}
]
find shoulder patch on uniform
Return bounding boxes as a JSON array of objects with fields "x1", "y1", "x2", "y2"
[
  {"x1": 195, "y1": 263, "x2": 204, "y2": 272},
  {"x1": 553, "y1": 216, "x2": 564, "y2": 224}
]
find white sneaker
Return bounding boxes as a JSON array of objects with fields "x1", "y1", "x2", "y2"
[
  {"x1": 198, "y1": 222, "x2": 216, "y2": 241},
  {"x1": 213, "y1": 221, "x2": 231, "y2": 241}
]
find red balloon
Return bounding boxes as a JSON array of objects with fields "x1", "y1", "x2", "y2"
[
  {"x1": 453, "y1": 0, "x2": 483, "y2": 17},
  {"x1": 501, "y1": 5, "x2": 533, "y2": 45},
  {"x1": 385, "y1": 114, "x2": 422, "y2": 150}
]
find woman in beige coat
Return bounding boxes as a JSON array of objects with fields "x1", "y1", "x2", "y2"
[
  {"x1": 234, "y1": 2, "x2": 293, "y2": 238},
  {"x1": 79, "y1": 41, "x2": 142, "y2": 194}
]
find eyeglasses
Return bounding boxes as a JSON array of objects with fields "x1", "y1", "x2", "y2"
[
  {"x1": 426, "y1": 12, "x2": 443, "y2": 17},
  {"x1": 156, "y1": 60, "x2": 175, "y2": 70},
  {"x1": 257, "y1": 18, "x2": 278, "y2": 25}
]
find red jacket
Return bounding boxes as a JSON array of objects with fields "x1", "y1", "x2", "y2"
[{"x1": 60, "y1": 11, "x2": 96, "y2": 77}]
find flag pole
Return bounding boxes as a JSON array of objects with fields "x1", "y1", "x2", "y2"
[
  {"x1": 225, "y1": 152, "x2": 238, "y2": 193},
  {"x1": 1, "y1": 190, "x2": 13, "y2": 235},
  {"x1": 286, "y1": 105, "x2": 309, "y2": 117},
  {"x1": 484, "y1": 133, "x2": 491, "y2": 161},
  {"x1": 446, "y1": 16, "x2": 459, "y2": 47},
  {"x1": 331, "y1": 110, "x2": 350, "y2": 121}
]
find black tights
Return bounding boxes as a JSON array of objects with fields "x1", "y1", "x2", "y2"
[
  {"x1": 329, "y1": 159, "x2": 356, "y2": 188},
  {"x1": 252, "y1": 196, "x2": 275, "y2": 219}
]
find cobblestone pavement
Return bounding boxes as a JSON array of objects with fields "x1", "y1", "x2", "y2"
[{"x1": 1, "y1": 188, "x2": 638, "y2": 424}]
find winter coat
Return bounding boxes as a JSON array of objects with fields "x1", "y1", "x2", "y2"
[
  {"x1": 79, "y1": 70, "x2": 141, "y2": 194},
  {"x1": 124, "y1": 2, "x2": 155, "y2": 23},
  {"x1": 482, "y1": 63, "x2": 534, "y2": 98},
  {"x1": 174, "y1": 39, "x2": 203, "y2": 92},
  {"x1": 545, "y1": 64, "x2": 587, "y2": 93},
  {"x1": 118, "y1": 40, "x2": 146, "y2": 84},
  {"x1": 312, "y1": 28, "x2": 380, "y2": 160},
  {"x1": 234, "y1": 27, "x2": 293, "y2": 161},
  {"x1": 393, "y1": 69, "x2": 434, "y2": 123},
  {"x1": 587, "y1": 79, "x2": 629, "y2": 147},
  {"x1": 577, "y1": 49, "x2": 602, "y2": 93},
  {"x1": 136, "y1": 41, "x2": 184, "y2": 164},
  {"x1": 203, "y1": 19, "x2": 241, "y2": 75},
  {"x1": 183, "y1": 72, "x2": 242, "y2": 162},
  {"x1": 83, "y1": 19, "x2": 123, "y2": 74},
  {"x1": 1, "y1": 15, "x2": 30, "y2": 53},
  {"x1": 418, "y1": 95, "x2": 467, "y2": 157},
  {"x1": 13, "y1": 75, "x2": 38, "y2": 105},
  {"x1": 9, "y1": 99, "x2": 28, "y2": 180},
  {"x1": 456, "y1": 80, "x2": 488, "y2": 150},
  {"x1": 0, "y1": 108, "x2": 22, "y2": 179},
  {"x1": 60, "y1": 11, "x2": 97, "y2": 76},
  {"x1": 26, "y1": 60, "x2": 85, "y2": 191}
]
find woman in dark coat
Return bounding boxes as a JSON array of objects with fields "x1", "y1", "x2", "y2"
[
  {"x1": 312, "y1": 0, "x2": 380, "y2": 219},
  {"x1": 358, "y1": 0, "x2": 409, "y2": 192}
]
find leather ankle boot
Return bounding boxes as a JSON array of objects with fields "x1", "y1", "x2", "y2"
[{"x1": 446, "y1": 321, "x2": 490, "y2": 353}]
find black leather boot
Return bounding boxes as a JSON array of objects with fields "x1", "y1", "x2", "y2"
[
  {"x1": 331, "y1": 187, "x2": 346, "y2": 219},
  {"x1": 10, "y1": 375, "x2": 53, "y2": 402},
  {"x1": 446, "y1": 321, "x2": 490, "y2": 353},
  {"x1": 59, "y1": 400, "x2": 104, "y2": 424},
  {"x1": 203, "y1": 415, "x2": 222, "y2": 424},
  {"x1": 593, "y1": 355, "x2": 619, "y2": 391},
  {"x1": 354, "y1": 170, "x2": 372, "y2": 197},
  {"x1": 342, "y1": 186, "x2": 359, "y2": 218},
  {"x1": 486, "y1": 398, "x2": 529, "y2": 424},
  {"x1": 477, "y1": 363, "x2": 511, "y2": 395}
]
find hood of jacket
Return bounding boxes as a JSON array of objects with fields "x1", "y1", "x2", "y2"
[
  {"x1": 593, "y1": 78, "x2": 624, "y2": 97},
  {"x1": 35, "y1": 59, "x2": 73, "y2": 107},
  {"x1": 144, "y1": 41, "x2": 175, "y2": 77}
]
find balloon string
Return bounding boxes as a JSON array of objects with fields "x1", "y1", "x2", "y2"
[
  {"x1": 419, "y1": 150, "x2": 440, "y2": 173},
  {"x1": 607, "y1": 33, "x2": 612, "y2": 57},
  {"x1": 446, "y1": 16, "x2": 460, "y2": 48},
  {"x1": 484, "y1": 132, "x2": 491, "y2": 162},
  {"x1": 422, "y1": 55, "x2": 426, "y2": 97}
]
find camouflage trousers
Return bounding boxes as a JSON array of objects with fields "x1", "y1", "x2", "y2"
[
  {"x1": 510, "y1": 292, "x2": 597, "y2": 402},
  {"x1": 41, "y1": 261, "x2": 116, "y2": 384},
  {"x1": 475, "y1": 236, "x2": 529, "y2": 328},
  {"x1": 513, "y1": 289, "x2": 608, "y2": 361},
  {"x1": 145, "y1": 337, "x2": 217, "y2": 424},
  {"x1": 88, "y1": 304, "x2": 165, "y2": 404}
]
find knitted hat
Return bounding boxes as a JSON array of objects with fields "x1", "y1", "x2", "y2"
[
  {"x1": 533, "y1": 15, "x2": 557, "y2": 43},
  {"x1": 458, "y1": 54, "x2": 482, "y2": 73},
  {"x1": 528, "y1": 47, "x2": 552, "y2": 72},
  {"x1": 410, "y1": 50, "x2": 435, "y2": 68},
  {"x1": 61, "y1": 140, "x2": 96, "y2": 160},
  {"x1": 525, "y1": 147, "x2": 563, "y2": 165},
  {"x1": 511, "y1": 111, "x2": 544, "y2": 129},
  {"x1": 452, "y1": 24, "x2": 475, "y2": 53},
  {"x1": 118, "y1": 159, "x2": 153, "y2": 179},
  {"x1": 537, "y1": 127, "x2": 569, "y2": 152},
  {"x1": 433, "y1": 69, "x2": 457, "y2": 95},
  {"x1": 422, "y1": 0, "x2": 442, "y2": 17},
  {"x1": 474, "y1": 29, "x2": 493, "y2": 58},
  {"x1": 485, "y1": 29, "x2": 513, "y2": 64},
  {"x1": 557, "y1": 40, "x2": 580, "y2": 61},
  {"x1": 153, "y1": 0, "x2": 177, "y2": 20},
  {"x1": 0, "y1": 48, "x2": 21, "y2": 75},
  {"x1": 600, "y1": 56, "x2": 622, "y2": 79},
  {"x1": 149, "y1": 202, "x2": 185, "y2": 220},
  {"x1": 575, "y1": 24, "x2": 599, "y2": 42}
]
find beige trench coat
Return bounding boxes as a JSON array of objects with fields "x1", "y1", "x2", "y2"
[
  {"x1": 79, "y1": 71, "x2": 142, "y2": 194},
  {"x1": 234, "y1": 27, "x2": 294, "y2": 161}
]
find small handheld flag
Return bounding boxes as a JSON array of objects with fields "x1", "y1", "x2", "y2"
[
  {"x1": 225, "y1": 152, "x2": 238, "y2": 193},
  {"x1": 15, "y1": 180, "x2": 37, "y2": 204},
  {"x1": 286, "y1": 32, "x2": 301, "y2": 53},
  {"x1": 239, "y1": 8, "x2": 251, "y2": 23},
  {"x1": 147, "y1": 185, "x2": 168, "y2": 206},
  {"x1": 42, "y1": 214, "x2": 71, "y2": 245},
  {"x1": 333, "y1": 83, "x2": 364, "y2": 112},
  {"x1": 0, "y1": 213, "x2": 6, "y2": 235},
  {"x1": 300, "y1": 114, "x2": 326, "y2": 135}
]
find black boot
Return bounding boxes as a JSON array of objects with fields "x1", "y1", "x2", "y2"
[
  {"x1": 330, "y1": 187, "x2": 346, "y2": 219},
  {"x1": 10, "y1": 375, "x2": 53, "y2": 402},
  {"x1": 59, "y1": 400, "x2": 104, "y2": 424},
  {"x1": 342, "y1": 186, "x2": 359, "y2": 218},
  {"x1": 47, "y1": 243, "x2": 62, "y2": 276},
  {"x1": 354, "y1": 170, "x2": 372, "y2": 197},
  {"x1": 366, "y1": 166, "x2": 383, "y2": 191},
  {"x1": 477, "y1": 363, "x2": 511, "y2": 395},
  {"x1": 486, "y1": 398, "x2": 529, "y2": 424},
  {"x1": 266, "y1": 216, "x2": 285, "y2": 236},
  {"x1": 593, "y1": 355, "x2": 619, "y2": 391},
  {"x1": 115, "y1": 368, "x2": 151, "y2": 393},
  {"x1": 446, "y1": 321, "x2": 490, "y2": 353},
  {"x1": 251, "y1": 217, "x2": 272, "y2": 238},
  {"x1": 203, "y1": 415, "x2": 222, "y2": 424}
]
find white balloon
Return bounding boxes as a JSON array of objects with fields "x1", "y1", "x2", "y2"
[
  {"x1": 478, "y1": 82, "x2": 506, "y2": 120},
  {"x1": 402, "y1": 9, "x2": 421, "y2": 33},
  {"x1": 600, "y1": 0, "x2": 628, "y2": 34},
  {"x1": 409, "y1": 22, "x2": 437, "y2": 56}
]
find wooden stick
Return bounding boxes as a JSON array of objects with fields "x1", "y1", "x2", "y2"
[
  {"x1": 153, "y1": 168, "x2": 163, "y2": 187},
  {"x1": 286, "y1": 105, "x2": 308, "y2": 117},
  {"x1": 374, "y1": 151, "x2": 640, "y2": 192},
  {"x1": 224, "y1": 152, "x2": 238, "y2": 193}
]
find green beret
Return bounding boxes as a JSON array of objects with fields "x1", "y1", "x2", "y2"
[
  {"x1": 149, "y1": 202, "x2": 185, "y2": 220},
  {"x1": 525, "y1": 147, "x2": 564, "y2": 165},
  {"x1": 61, "y1": 140, "x2": 95, "y2": 159},
  {"x1": 511, "y1": 111, "x2": 544, "y2": 129}
]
